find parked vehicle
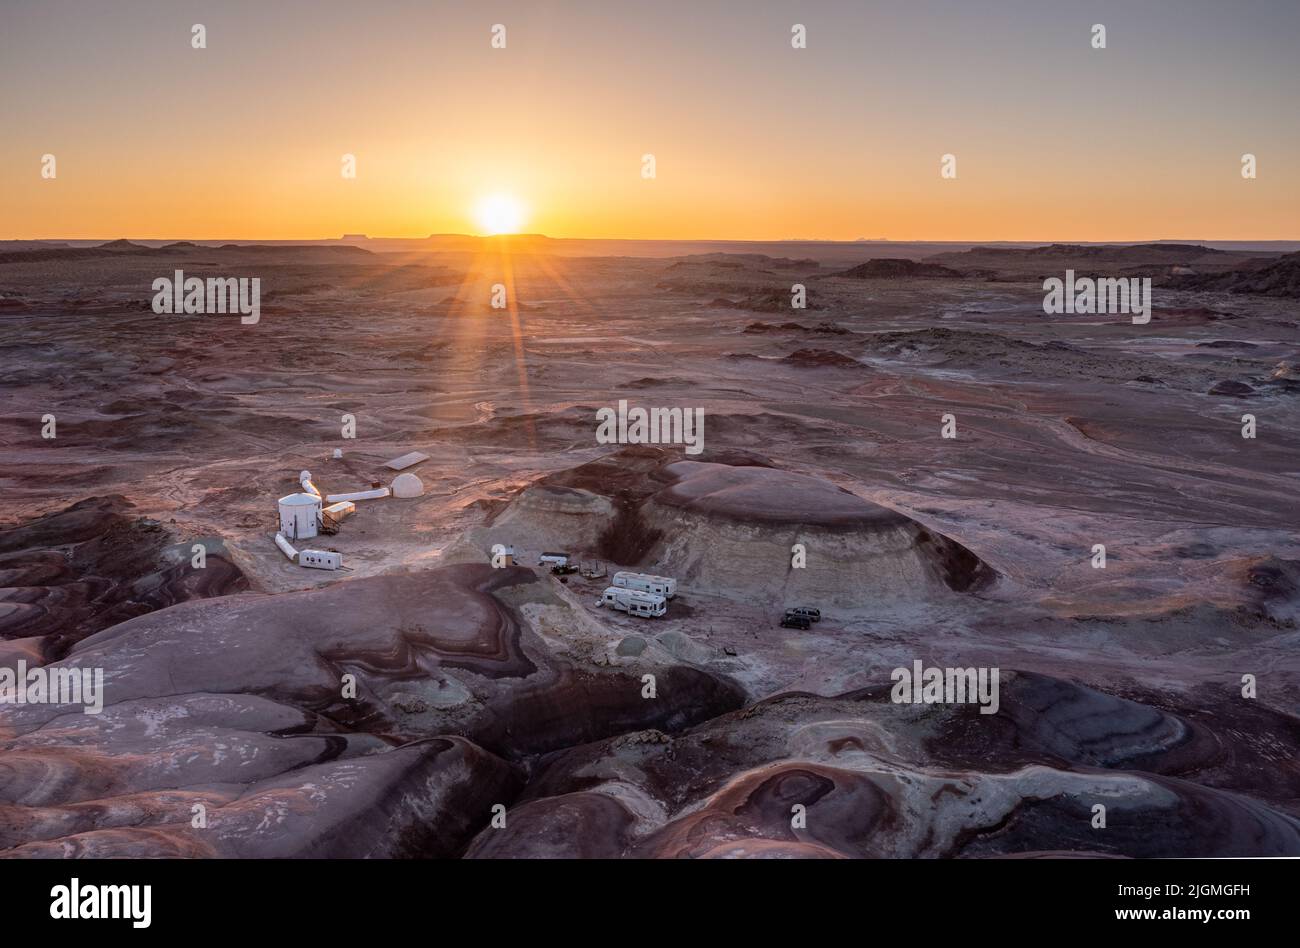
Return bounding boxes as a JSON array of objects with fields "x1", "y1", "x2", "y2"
[
  {"x1": 780, "y1": 613, "x2": 811, "y2": 630},
  {"x1": 612, "y1": 570, "x2": 677, "y2": 599},
  {"x1": 786, "y1": 606, "x2": 821, "y2": 622},
  {"x1": 598, "y1": 586, "x2": 667, "y2": 618},
  {"x1": 551, "y1": 563, "x2": 578, "y2": 576},
  {"x1": 538, "y1": 552, "x2": 571, "y2": 567}
]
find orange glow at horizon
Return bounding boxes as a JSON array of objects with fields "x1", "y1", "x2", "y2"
[{"x1": 2, "y1": 3, "x2": 1298, "y2": 243}]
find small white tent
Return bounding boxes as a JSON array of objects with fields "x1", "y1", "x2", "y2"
[{"x1": 278, "y1": 492, "x2": 321, "y2": 540}]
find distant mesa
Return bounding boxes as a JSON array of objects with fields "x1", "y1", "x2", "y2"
[
  {"x1": 1170, "y1": 250, "x2": 1300, "y2": 299},
  {"x1": 949, "y1": 242, "x2": 1223, "y2": 260},
  {"x1": 0, "y1": 240, "x2": 372, "y2": 265},
  {"x1": 921, "y1": 242, "x2": 1273, "y2": 282},
  {"x1": 577, "y1": 239, "x2": 1300, "y2": 289},
  {"x1": 670, "y1": 253, "x2": 818, "y2": 270},
  {"x1": 427, "y1": 232, "x2": 548, "y2": 240},
  {"x1": 419, "y1": 233, "x2": 554, "y2": 254},
  {"x1": 838, "y1": 258, "x2": 960, "y2": 279}
]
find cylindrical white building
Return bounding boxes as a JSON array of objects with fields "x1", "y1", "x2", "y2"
[{"x1": 278, "y1": 492, "x2": 321, "y2": 540}]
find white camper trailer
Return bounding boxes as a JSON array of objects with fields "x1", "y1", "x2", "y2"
[
  {"x1": 278, "y1": 492, "x2": 322, "y2": 541},
  {"x1": 599, "y1": 586, "x2": 667, "y2": 618},
  {"x1": 612, "y1": 571, "x2": 676, "y2": 599},
  {"x1": 538, "y1": 552, "x2": 571, "y2": 567}
]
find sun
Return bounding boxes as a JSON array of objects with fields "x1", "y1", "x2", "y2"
[{"x1": 473, "y1": 193, "x2": 527, "y2": 235}]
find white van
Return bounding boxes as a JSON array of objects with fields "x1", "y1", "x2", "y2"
[
  {"x1": 598, "y1": 586, "x2": 667, "y2": 618},
  {"x1": 612, "y1": 571, "x2": 677, "y2": 599}
]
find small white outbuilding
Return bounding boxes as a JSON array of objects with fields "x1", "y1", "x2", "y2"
[{"x1": 278, "y1": 491, "x2": 321, "y2": 541}]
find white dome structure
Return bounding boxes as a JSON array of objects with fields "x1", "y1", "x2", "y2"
[
  {"x1": 278, "y1": 491, "x2": 321, "y2": 540},
  {"x1": 391, "y1": 473, "x2": 425, "y2": 498}
]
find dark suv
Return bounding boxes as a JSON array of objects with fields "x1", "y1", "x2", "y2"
[
  {"x1": 780, "y1": 612, "x2": 812, "y2": 630},
  {"x1": 786, "y1": 606, "x2": 821, "y2": 622}
]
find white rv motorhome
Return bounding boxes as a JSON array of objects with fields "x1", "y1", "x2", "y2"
[
  {"x1": 612, "y1": 571, "x2": 677, "y2": 599},
  {"x1": 598, "y1": 586, "x2": 667, "y2": 618}
]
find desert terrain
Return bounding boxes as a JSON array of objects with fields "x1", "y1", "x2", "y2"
[{"x1": 1, "y1": 237, "x2": 1298, "y2": 858}]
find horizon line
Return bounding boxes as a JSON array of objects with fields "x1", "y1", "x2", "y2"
[{"x1": 8, "y1": 235, "x2": 1300, "y2": 246}]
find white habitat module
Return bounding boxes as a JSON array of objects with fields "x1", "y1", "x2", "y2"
[
  {"x1": 599, "y1": 586, "x2": 666, "y2": 618},
  {"x1": 278, "y1": 491, "x2": 322, "y2": 541},
  {"x1": 612, "y1": 571, "x2": 677, "y2": 599},
  {"x1": 299, "y1": 549, "x2": 342, "y2": 571}
]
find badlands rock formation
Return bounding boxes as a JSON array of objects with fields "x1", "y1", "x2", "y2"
[
  {"x1": 466, "y1": 673, "x2": 1300, "y2": 859},
  {"x1": 463, "y1": 448, "x2": 993, "y2": 606},
  {"x1": 0, "y1": 562, "x2": 743, "y2": 857},
  {"x1": 1, "y1": 240, "x2": 1297, "y2": 859},
  {"x1": 0, "y1": 495, "x2": 246, "y2": 657}
]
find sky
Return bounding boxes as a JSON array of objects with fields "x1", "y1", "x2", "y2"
[{"x1": 3, "y1": 0, "x2": 1298, "y2": 241}]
